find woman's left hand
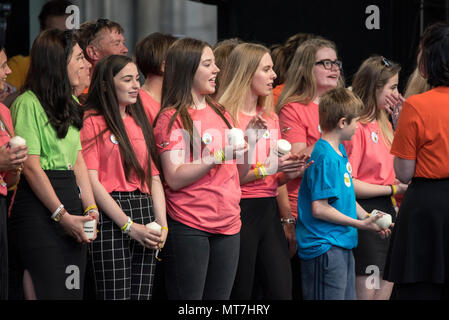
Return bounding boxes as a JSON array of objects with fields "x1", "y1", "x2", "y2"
[
  {"x1": 245, "y1": 115, "x2": 268, "y2": 144},
  {"x1": 384, "y1": 93, "x2": 405, "y2": 129}
]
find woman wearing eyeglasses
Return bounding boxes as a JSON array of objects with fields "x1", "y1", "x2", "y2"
[
  {"x1": 276, "y1": 38, "x2": 343, "y2": 228},
  {"x1": 343, "y1": 56, "x2": 408, "y2": 300}
]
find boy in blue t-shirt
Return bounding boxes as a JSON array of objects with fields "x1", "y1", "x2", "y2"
[{"x1": 297, "y1": 88, "x2": 391, "y2": 300}]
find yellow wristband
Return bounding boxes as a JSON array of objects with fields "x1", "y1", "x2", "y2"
[
  {"x1": 84, "y1": 205, "x2": 98, "y2": 214},
  {"x1": 259, "y1": 165, "x2": 268, "y2": 178},
  {"x1": 213, "y1": 149, "x2": 225, "y2": 163},
  {"x1": 254, "y1": 167, "x2": 261, "y2": 179},
  {"x1": 7, "y1": 183, "x2": 18, "y2": 191},
  {"x1": 161, "y1": 226, "x2": 168, "y2": 232},
  {"x1": 391, "y1": 184, "x2": 397, "y2": 196}
]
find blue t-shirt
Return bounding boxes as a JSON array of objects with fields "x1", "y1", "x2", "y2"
[{"x1": 297, "y1": 138, "x2": 358, "y2": 260}]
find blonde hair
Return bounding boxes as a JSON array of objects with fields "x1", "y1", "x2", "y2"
[
  {"x1": 216, "y1": 42, "x2": 274, "y2": 126},
  {"x1": 276, "y1": 38, "x2": 343, "y2": 113},
  {"x1": 351, "y1": 56, "x2": 400, "y2": 147},
  {"x1": 319, "y1": 87, "x2": 363, "y2": 132},
  {"x1": 404, "y1": 67, "x2": 431, "y2": 99}
]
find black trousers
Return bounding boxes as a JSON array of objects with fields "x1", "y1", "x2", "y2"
[
  {"x1": 0, "y1": 195, "x2": 7, "y2": 299},
  {"x1": 231, "y1": 197, "x2": 292, "y2": 300}
]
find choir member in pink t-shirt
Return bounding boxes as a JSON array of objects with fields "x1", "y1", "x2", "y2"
[
  {"x1": 0, "y1": 45, "x2": 29, "y2": 299},
  {"x1": 153, "y1": 38, "x2": 266, "y2": 300},
  {"x1": 275, "y1": 38, "x2": 344, "y2": 298},
  {"x1": 343, "y1": 56, "x2": 408, "y2": 300},
  {"x1": 217, "y1": 43, "x2": 310, "y2": 300},
  {"x1": 136, "y1": 32, "x2": 176, "y2": 124},
  {"x1": 81, "y1": 55, "x2": 167, "y2": 300},
  {"x1": 276, "y1": 38, "x2": 344, "y2": 220}
]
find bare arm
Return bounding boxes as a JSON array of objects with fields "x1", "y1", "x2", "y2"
[
  {"x1": 150, "y1": 175, "x2": 168, "y2": 247},
  {"x1": 277, "y1": 184, "x2": 297, "y2": 257},
  {"x1": 311, "y1": 198, "x2": 382, "y2": 232},
  {"x1": 394, "y1": 157, "x2": 415, "y2": 184}
]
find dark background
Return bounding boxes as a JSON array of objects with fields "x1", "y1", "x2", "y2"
[
  {"x1": 207, "y1": 0, "x2": 449, "y2": 90},
  {"x1": 3, "y1": 0, "x2": 449, "y2": 91}
]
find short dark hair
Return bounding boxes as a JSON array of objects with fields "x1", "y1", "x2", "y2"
[
  {"x1": 77, "y1": 18, "x2": 124, "y2": 55},
  {"x1": 419, "y1": 21, "x2": 449, "y2": 87},
  {"x1": 135, "y1": 32, "x2": 176, "y2": 77},
  {"x1": 38, "y1": 0, "x2": 73, "y2": 31}
]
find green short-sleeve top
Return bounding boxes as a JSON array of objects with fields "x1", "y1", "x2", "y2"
[{"x1": 11, "y1": 90, "x2": 82, "y2": 170}]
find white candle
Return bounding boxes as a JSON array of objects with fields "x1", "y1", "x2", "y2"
[
  {"x1": 9, "y1": 135, "x2": 26, "y2": 148},
  {"x1": 371, "y1": 210, "x2": 392, "y2": 230},
  {"x1": 146, "y1": 221, "x2": 162, "y2": 232},
  {"x1": 227, "y1": 128, "x2": 245, "y2": 146},
  {"x1": 275, "y1": 139, "x2": 291, "y2": 157}
]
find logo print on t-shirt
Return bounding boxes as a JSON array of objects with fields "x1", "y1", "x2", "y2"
[
  {"x1": 344, "y1": 172, "x2": 351, "y2": 187},
  {"x1": 371, "y1": 131, "x2": 378, "y2": 143},
  {"x1": 346, "y1": 162, "x2": 352, "y2": 175},
  {"x1": 202, "y1": 132, "x2": 213, "y2": 145},
  {"x1": 110, "y1": 134, "x2": 119, "y2": 145},
  {"x1": 263, "y1": 130, "x2": 270, "y2": 139}
]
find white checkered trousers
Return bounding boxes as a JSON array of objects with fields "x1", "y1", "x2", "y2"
[{"x1": 89, "y1": 190, "x2": 157, "y2": 300}]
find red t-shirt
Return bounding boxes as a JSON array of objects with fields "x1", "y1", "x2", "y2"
[
  {"x1": 238, "y1": 109, "x2": 280, "y2": 198},
  {"x1": 139, "y1": 88, "x2": 160, "y2": 125},
  {"x1": 153, "y1": 105, "x2": 241, "y2": 235},
  {"x1": 278, "y1": 101, "x2": 321, "y2": 218},
  {"x1": 0, "y1": 103, "x2": 13, "y2": 196},
  {"x1": 80, "y1": 113, "x2": 159, "y2": 194},
  {"x1": 343, "y1": 121, "x2": 396, "y2": 185}
]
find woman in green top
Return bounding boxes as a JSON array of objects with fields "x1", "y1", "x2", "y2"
[{"x1": 8, "y1": 29, "x2": 98, "y2": 300}]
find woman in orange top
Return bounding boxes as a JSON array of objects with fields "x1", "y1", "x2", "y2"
[{"x1": 384, "y1": 22, "x2": 449, "y2": 300}]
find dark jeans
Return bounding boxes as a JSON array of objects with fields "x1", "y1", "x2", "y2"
[{"x1": 164, "y1": 216, "x2": 240, "y2": 300}]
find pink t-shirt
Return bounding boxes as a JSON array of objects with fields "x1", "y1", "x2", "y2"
[
  {"x1": 80, "y1": 113, "x2": 159, "y2": 194},
  {"x1": 278, "y1": 101, "x2": 321, "y2": 218},
  {"x1": 343, "y1": 121, "x2": 396, "y2": 185},
  {"x1": 238, "y1": 109, "x2": 280, "y2": 198},
  {"x1": 153, "y1": 105, "x2": 241, "y2": 235},
  {"x1": 139, "y1": 88, "x2": 160, "y2": 125},
  {"x1": 0, "y1": 103, "x2": 13, "y2": 196}
]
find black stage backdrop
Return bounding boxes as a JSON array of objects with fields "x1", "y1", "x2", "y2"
[{"x1": 204, "y1": 0, "x2": 449, "y2": 91}]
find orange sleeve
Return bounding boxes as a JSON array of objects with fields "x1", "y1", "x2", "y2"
[{"x1": 390, "y1": 101, "x2": 422, "y2": 160}]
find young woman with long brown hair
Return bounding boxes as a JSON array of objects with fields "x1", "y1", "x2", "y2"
[
  {"x1": 81, "y1": 54, "x2": 167, "y2": 300},
  {"x1": 153, "y1": 37, "x2": 266, "y2": 299}
]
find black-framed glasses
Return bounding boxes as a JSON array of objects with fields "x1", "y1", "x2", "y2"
[
  {"x1": 315, "y1": 59, "x2": 343, "y2": 70},
  {"x1": 381, "y1": 56, "x2": 391, "y2": 67}
]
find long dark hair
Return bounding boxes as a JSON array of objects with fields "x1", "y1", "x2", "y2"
[
  {"x1": 83, "y1": 54, "x2": 161, "y2": 190},
  {"x1": 155, "y1": 37, "x2": 232, "y2": 154},
  {"x1": 22, "y1": 29, "x2": 84, "y2": 138}
]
